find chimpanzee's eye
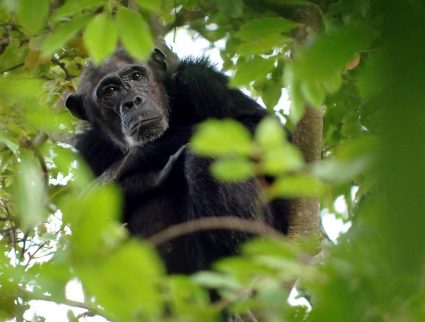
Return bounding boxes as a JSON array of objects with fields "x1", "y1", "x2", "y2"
[
  {"x1": 103, "y1": 85, "x2": 118, "y2": 95},
  {"x1": 132, "y1": 71, "x2": 142, "y2": 81}
]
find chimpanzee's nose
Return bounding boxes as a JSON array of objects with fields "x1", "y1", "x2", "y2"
[{"x1": 121, "y1": 96, "x2": 143, "y2": 111}]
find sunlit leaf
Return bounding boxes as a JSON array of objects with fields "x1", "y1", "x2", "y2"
[
  {"x1": 42, "y1": 16, "x2": 91, "y2": 56},
  {"x1": 13, "y1": 154, "x2": 46, "y2": 230},
  {"x1": 83, "y1": 14, "x2": 117, "y2": 64},
  {"x1": 235, "y1": 34, "x2": 291, "y2": 55},
  {"x1": 269, "y1": 175, "x2": 325, "y2": 198},
  {"x1": 231, "y1": 57, "x2": 275, "y2": 87},
  {"x1": 211, "y1": 158, "x2": 254, "y2": 181},
  {"x1": 62, "y1": 184, "x2": 123, "y2": 257},
  {"x1": 134, "y1": 0, "x2": 162, "y2": 13},
  {"x1": 79, "y1": 241, "x2": 164, "y2": 320},
  {"x1": 193, "y1": 271, "x2": 240, "y2": 289},
  {"x1": 16, "y1": 0, "x2": 49, "y2": 36},
  {"x1": 237, "y1": 17, "x2": 298, "y2": 41},
  {"x1": 301, "y1": 81, "x2": 326, "y2": 106},
  {"x1": 261, "y1": 145, "x2": 304, "y2": 175},
  {"x1": 191, "y1": 119, "x2": 253, "y2": 157},
  {"x1": 116, "y1": 7, "x2": 154, "y2": 60},
  {"x1": 293, "y1": 24, "x2": 376, "y2": 92},
  {"x1": 216, "y1": 0, "x2": 243, "y2": 18},
  {"x1": 52, "y1": 0, "x2": 106, "y2": 21},
  {"x1": 256, "y1": 117, "x2": 287, "y2": 149}
]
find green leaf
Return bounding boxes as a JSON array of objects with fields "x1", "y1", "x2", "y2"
[
  {"x1": 231, "y1": 57, "x2": 275, "y2": 87},
  {"x1": 256, "y1": 117, "x2": 287, "y2": 149},
  {"x1": 169, "y1": 276, "x2": 212, "y2": 318},
  {"x1": 261, "y1": 145, "x2": 304, "y2": 175},
  {"x1": 237, "y1": 17, "x2": 298, "y2": 41},
  {"x1": 235, "y1": 34, "x2": 291, "y2": 56},
  {"x1": 301, "y1": 81, "x2": 326, "y2": 106},
  {"x1": 293, "y1": 24, "x2": 376, "y2": 91},
  {"x1": 211, "y1": 158, "x2": 254, "y2": 182},
  {"x1": 268, "y1": 175, "x2": 325, "y2": 198},
  {"x1": 52, "y1": 0, "x2": 106, "y2": 21},
  {"x1": 62, "y1": 184, "x2": 123, "y2": 257},
  {"x1": 193, "y1": 271, "x2": 240, "y2": 289},
  {"x1": 134, "y1": 0, "x2": 162, "y2": 13},
  {"x1": 42, "y1": 16, "x2": 91, "y2": 56},
  {"x1": 116, "y1": 7, "x2": 154, "y2": 60},
  {"x1": 260, "y1": 80, "x2": 283, "y2": 110},
  {"x1": 0, "y1": 39, "x2": 28, "y2": 73},
  {"x1": 16, "y1": 0, "x2": 49, "y2": 36},
  {"x1": 83, "y1": 14, "x2": 117, "y2": 64},
  {"x1": 285, "y1": 64, "x2": 306, "y2": 124},
  {"x1": 0, "y1": 4, "x2": 10, "y2": 23},
  {"x1": 216, "y1": 0, "x2": 243, "y2": 18},
  {"x1": 191, "y1": 119, "x2": 253, "y2": 157},
  {"x1": 13, "y1": 154, "x2": 46, "y2": 230},
  {"x1": 79, "y1": 241, "x2": 164, "y2": 320},
  {"x1": 0, "y1": 136, "x2": 19, "y2": 154}
]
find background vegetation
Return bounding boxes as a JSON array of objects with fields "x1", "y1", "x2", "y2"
[{"x1": 1, "y1": 0, "x2": 424, "y2": 321}]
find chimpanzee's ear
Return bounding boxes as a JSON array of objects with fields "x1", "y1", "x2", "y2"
[
  {"x1": 150, "y1": 48, "x2": 167, "y2": 71},
  {"x1": 65, "y1": 93, "x2": 88, "y2": 121}
]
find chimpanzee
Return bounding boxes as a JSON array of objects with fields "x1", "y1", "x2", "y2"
[{"x1": 65, "y1": 48, "x2": 288, "y2": 274}]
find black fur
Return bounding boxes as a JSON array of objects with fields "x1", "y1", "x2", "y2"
[{"x1": 66, "y1": 52, "x2": 288, "y2": 274}]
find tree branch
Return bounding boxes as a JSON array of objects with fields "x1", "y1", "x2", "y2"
[
  {"x1": 19, "y1": 289, "x2": 110, "y2": 320},
  {"x1": 148, "y1": 216, "x2": 283, "y2": 247}
]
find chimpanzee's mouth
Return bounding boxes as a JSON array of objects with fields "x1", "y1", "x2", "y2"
[{"x1": 128, "y1": 116, "x2": 162, "y2": 135}]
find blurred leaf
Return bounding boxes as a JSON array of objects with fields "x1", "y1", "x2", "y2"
[
  {"x1": 193, "y1": 271, "x2": 240, "y2": 289},
  {"x1": 116, "y1": 7, "x2": 154, "y2": 60},
  {"x1": 83, "y1": 14, "x2": 117, "y2": 64},
  {"x1": 62, "y1": 184, "x2": 123, "y2": 257},
  {"x1": 235, "y1": 34, "x2": 291, "y2": 55},
  {"x1": 216, "y1": 0, "x2": 243, "y2": 18},
  {"x1": 0, "y1": 3, "x2": 10, "y2": 22},
  {"x1": 211, "y1": 158, "x2": 254, "y2": 181},
  {"x1": 52, "y1": 0, "x2": 106, "y2": 21},
  {"x1": 191, "y1": 119, "x2": 253, "y2": 157},
  {"x1": 16, "y1": 0, "x2": 49, "y2": 36},
  {"x1": 0, "y1": 136, "x2": 19, "y2": 154},
  {"x1": 269, "y1": 175, "x2": 325, "y2": 198},
  {"x1": 134, "y1": 0, "x2": 162, "y2": 13},
  {"x1": 285, "y1": 64, "x2": 306, "y2": 124},
  {"x1": 42, "y1": 16, "x2": 91, "y2": 56},
  {"x1": 237, "y1": 17, "x2": 298, "y2": 41},
  {"x1": 79, "y1": 241, "x2": 164, "y2": 320},
  {"x1": 293, "y1": 24, "x2": 376, "y2": 92},
  {"x1": 261, "y1": 145, "x2": 304, "y2": 175},
  {"x1": 0, "y1": 39, "x2": 28, "y2": 72},
  {"x1": 13, "y1": 154, "x2": 46, "y2": 230},
  {"x1": 301, "y1": 81, "x2": 326, "y2": 106},
  {"x1": 260, "y1": 80, "x2": 283, "y2": 110},
  {"x1": 169, "y1": 276, "x2": 214, "y2": 321},
  {"x1": 0, "y1": 76, "x2": 44, "y2": 104},
  {"x1": 242, "y1": 238, "x2": 299, "y2": 258},
  {"x1": 256, "y1": 117, "x2": 287, "y2": 149},
  {"x1": 231, "y1": 57, "x2": 275, "y2": 87}
]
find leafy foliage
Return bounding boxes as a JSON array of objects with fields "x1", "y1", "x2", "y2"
[{"x1": 1, "y1": 0, "x2": 425, "y2": 321}]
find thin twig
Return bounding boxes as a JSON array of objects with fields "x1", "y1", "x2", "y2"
[
  {"x1": 19, "y1": 289, "x2": 110, "y2": 320},
  {"x1": 0, "y1": 62, "x2": 24, "y2": 74},
  {"x1": 148, "y1": 216, "x2": 284, "y2": 247}
]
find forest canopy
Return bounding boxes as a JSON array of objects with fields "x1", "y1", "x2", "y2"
[{"x1": 0, "y1": 0, "x2": 425, "y2": 321}]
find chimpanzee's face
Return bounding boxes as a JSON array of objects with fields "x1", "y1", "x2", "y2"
[
  {"x1": 92, "y1": 63, "x2": 169, "y2": 148},
  {"x1": 65, "y1": 52, "x2": 169, "y2": 151}
]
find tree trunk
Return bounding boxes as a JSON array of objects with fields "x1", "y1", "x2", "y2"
[
  {"x1": 286, "y1": 7, "x2": 323, "y2": 246},
  {"x1": 287, "y1": 106, "x2": 323, "y2": 242}
]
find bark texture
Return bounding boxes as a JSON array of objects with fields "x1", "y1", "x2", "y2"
[
  {"x1": 286, "y1": 6, "x2": 324, "y2": 243},
  {"x1": 287, "y1": 106, "x2": 323, "y2": 241}
]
